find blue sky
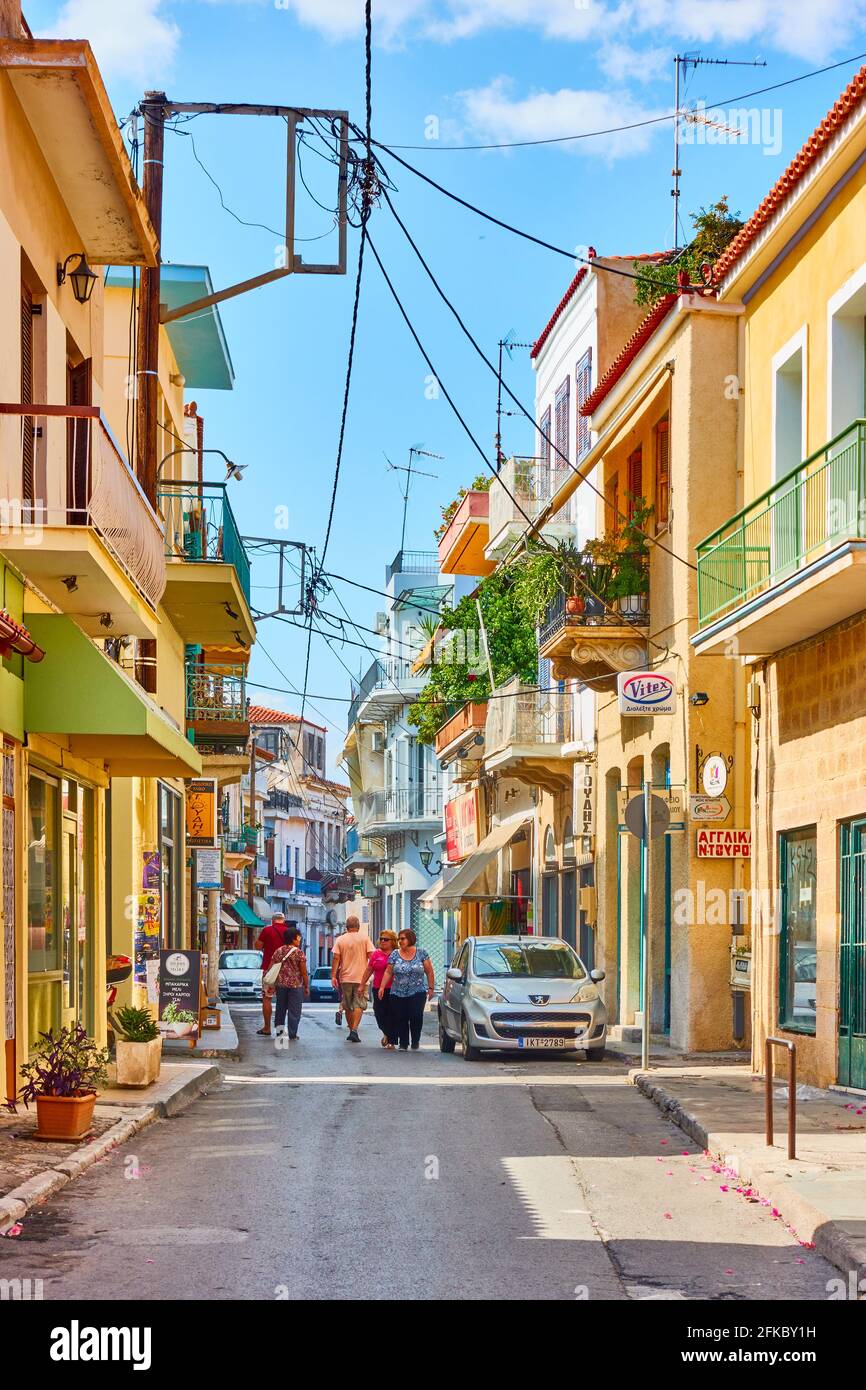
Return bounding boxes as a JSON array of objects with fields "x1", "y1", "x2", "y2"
[{"x1": 25, "y1": 0, "x2": 866, "y2": 774}]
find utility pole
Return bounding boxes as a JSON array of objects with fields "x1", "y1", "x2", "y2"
[
  {"x1": 642, "y1": 779, "x2": 653, "y2": 1072},
  {"x1": 136, "y1": 90, "x2": 166, "y2": 505},
  {"x1": 495, "y1": 333, "x2": 531, "y2": 469},
  {"x1": 387, "y1": 447, "x2": 441, "y2": 553},
  {"x1": 247, "y1": 735, "x2": 257, "y2": 911}
]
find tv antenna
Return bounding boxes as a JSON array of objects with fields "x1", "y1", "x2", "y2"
[
  {"x1": 496, "y1": 331, "x2": 532, "y2": 468},
  {"x1": 386, "y1": 446, "x2": 442, "y2": 552},
  {"x1": 672, "y1": 54, "x2": 767, "y2": 249}
]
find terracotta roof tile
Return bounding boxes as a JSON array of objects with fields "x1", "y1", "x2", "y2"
[
  {"x1": 579, "y1": 293, "x2": 679, "y2": 416},
  {"x1": 713, "y1": 63, "x2": 866, "y2": 285},
  {"x1": 248, "y1": 704, "x2": 326, "y2": 732}
]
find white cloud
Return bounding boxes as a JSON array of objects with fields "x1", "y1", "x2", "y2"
[
  {"x1": 598, "y1": 42, "x2": 669, "y2": 86},
  {"x1": 457, "y1": 76, "x2": 663, "y2": 160},
  {"x1": 46, "y1": 0, "x2": 180, "y2": 82}
]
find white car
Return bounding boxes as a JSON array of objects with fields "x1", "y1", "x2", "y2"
[{"x1": 218, "y1": 949, "x2": 263, "y2": 1001}]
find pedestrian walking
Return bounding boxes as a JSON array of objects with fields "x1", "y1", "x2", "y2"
[
  {"x1": 362, "y1": 930, "x2": 398, "y2": 1048},
  {"x1": 379, "y1": 929, "x2": 434, "y2": 1051},
  {"x1": 254, "y1": 911, "x2": 286, "y2": 1036},
  {"x1": 271, "y1": 925, "x2": 309, "y2": 1039},
  {"x1": 330, "y1": 915, "x2": 374, "y2": 1043}
]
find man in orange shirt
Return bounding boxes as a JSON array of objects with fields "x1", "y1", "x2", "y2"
[{"x1": 331, "y1": 916, "x2": 374, "y2": 1043}]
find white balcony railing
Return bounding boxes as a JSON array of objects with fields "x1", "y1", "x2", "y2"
[
  {"x1": 0, "y1": 404, "x2": 166, "y2": 609},
  {"x1": 485, "y1": 676, "x2": 573, "y2": 756},
  {"x1": 487, "y1": 456, "x2": 573, "y2": 547}
]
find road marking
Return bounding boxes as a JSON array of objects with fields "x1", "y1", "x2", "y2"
[
  {"x1": 190, "y1": 1144, "x2": 278, "y2": 1157},
  {"x1": 501, "y1": 1156, "x2": 596, "y2": 1241},
  {"x1": 192, "y1": 1122, "x2": 276, "y2": 1132},
  {"x1": 222, "y1": 1074, "x2": 631, "y2": 1088},
  {"x1": 103, "y1": 1227, "x2": 250, "y2": 1246},
  {"x1": 625, "y1": 1284, "x2": 686, "y2": 1300}
]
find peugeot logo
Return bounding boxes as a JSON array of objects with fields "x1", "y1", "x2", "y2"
[{"x1": 529, "y1": 994, "x2": 550, "y2": 1006}]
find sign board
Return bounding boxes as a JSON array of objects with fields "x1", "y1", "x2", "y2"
[
  {"x1": 690, "y1": 794, "x2": 731, "y2": 822},
  {"x1": 195, "y1": 847, "x2": 223, "y2": 891},
  {"x1": 186, "y1": 779, "x2": 218, "y2": 848},
  {"x1": 618, "y1": 670, "x2": 677, "y2": 717},
  {"x1": 445, "y1": 788, "x2": 481, "y2": 863},
  {"x1": 157, "y1": 949, "x2": 202, "y2": 1039},
  {"x1": 696, "y1": 828, "x2": 751, "y2": 859},
  {"x1": 578, "y1": 764, "x2": 595, "y2": 843},
  {"x1": 624, "y1": 793, "x2": 671, "y2": 842},
  {"x1": 702, "y1": 755, "x2": 729, "y2": 797}
]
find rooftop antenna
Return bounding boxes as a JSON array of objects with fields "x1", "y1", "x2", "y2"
[
  {"x1": 672, "y1": 53, "x2": 767, "y2": 250},
  {"x1": 386, "y1": 446, "x2": 442, "y2": 552},
  {"x1": 496, "y1": 331, "x2": 532, "y2": 469}
]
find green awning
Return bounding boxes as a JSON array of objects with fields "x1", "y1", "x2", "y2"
[
  {"x1": 24, "y1": 614, "x2": 201, "y2": 778},
  {"x1": 227, "y1": 899, "x2": 263, "y2": 927}
]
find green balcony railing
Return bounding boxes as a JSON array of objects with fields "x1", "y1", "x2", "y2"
[
  {"x1": 157, "y1": 479, "x2": 251, "y2": 606},
  {"x1": 186, "y1": 662, "x2": 247, "y2": 726},
  {"x1": 697, "y1": 420, "x2": 866, "y2": 628}
]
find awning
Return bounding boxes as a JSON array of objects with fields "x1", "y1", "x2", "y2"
[
  {"x1": 253, "y1": 896, "x2": 273, "y2": 923},
  {"x1": 225, "y1": 899, "x2": 261, "y2": 928},
  {"x1": 24, "y1": 614, "x2": 201, "y2": 778},
  {"x1": 220, "y1": 909, "x2": 239, "y2": 930},
  {"x1": 419, "y1": 877, "x2": 443, "y2": 909},
  {"x1": 435, "y1": 815, "x2": 532, "y2": 910}
]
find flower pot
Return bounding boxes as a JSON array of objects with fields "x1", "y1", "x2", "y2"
[
  {"x1": 617, "y1": 593, "x2": 648, "y2": 619},
  {"x1": 565, "y1": 595, "x2": 585, "y2": 616},
  {"x1": 35, "y1": 1092, "x2": 97, "y2": 1141},
  {"x1": 115, "y1": 1036, "x2": 163, "y2": 1088}
]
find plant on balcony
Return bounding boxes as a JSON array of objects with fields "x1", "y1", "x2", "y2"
[
  {"x1": 434, "y1": 474, "x2": 492, "y2": 541},
  {"x1": 634, "y1": 197, "x2": 742, "y2": 307}
]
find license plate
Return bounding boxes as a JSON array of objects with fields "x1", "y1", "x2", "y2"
[{"x1": 517, "y1": 1037, "x2": 566, "y2": 1049}]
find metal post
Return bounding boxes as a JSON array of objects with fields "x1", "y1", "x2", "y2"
[
  {"x1": 206, "y1": 889, "x2": 219, "y2": 1001},
  {"x1": 765, "y1": 1036, "x2": 797, "y2": 1160},
  {"x1": 641, "y1": 780, "x2": 652, "y2": 1072}
]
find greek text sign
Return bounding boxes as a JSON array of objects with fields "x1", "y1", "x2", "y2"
[
  {"x1": 618, "y1": 670, "x2": 677, "y2": 716},
  {"x1": 696, "y1": 828, "x2": 751, "y2": 858}
]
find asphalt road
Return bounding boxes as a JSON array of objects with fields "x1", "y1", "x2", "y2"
[{"x1": 0, "y1": 1002, "x2": 841, "y2": 1301}]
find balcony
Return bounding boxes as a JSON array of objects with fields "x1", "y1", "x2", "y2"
[
  {"x1": 349, "y1": 656, "x2": 428, "y2": 724},
  {"x1": 221, "y1": 830, "x2": 254, "y2": 861},
  {"x1": 356, "y1": 786, "x2": 444, "y2": 834},
  {"x1": 484, "y1": 676, "x2": 581, "y2": 793},
  {"x1": 157, "y1": 480, "x2": 255, "y2": 647},
  {"x1": 437, "y1": 491, "x2": 494, "y2": 577},
  {"x1": 271, "y1": 872, "x2": 294, "y2": 893},
  {"x1": 295, "y1": 877, "x2": 322, "y2": 897},
  {"x1": 385, "y1": 549, "x2": 440, "y2": 585},
  {"x1": 0, "y1": 405, "x2": 164, "y2": 637},
  {"x1": 344, "y1": 826, "x2": 382, "y2": 868},
  {"x1": 266, "y1": 788, "x2": 303, "y2": 814},
  {"x1": 695, "y1": 421, "x2": 866, "y2": 657},
  {"x1": 538, "y1": 578, "x2": 650, "y2": 693},
  {"x1": 434, "y1": 701, "x2": 488, "y2": 764},
  {"x1": 186, "y1": 661, "x2": 248, "y2": 753},
  {"x1": 486, "y1": 456, "x2": 574, "y2": 560}
]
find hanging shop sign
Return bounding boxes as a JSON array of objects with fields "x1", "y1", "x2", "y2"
[
  {"x1": 185, "y1": 778, "x2": 218, "y2": 848},
  {"x1": 579, "y1": 764, "x2": 595, "y2": 852},
  {"x1": 157, "y1": 949, "x2": 202, "y2": 1039},
  {"x1": 195, "y1": 847, "x2": 222, "y2": 891},
  {"x1": 696, "y1": 828, "x2": 751, "y2": 859},
  {"x1": 618, "y1": 670, "x2": 677, "y2": 717},
  {"x1": 445, "y1": 788, "x2": 481, "y2": 862},
  {"x1": 701, "y1": 755, "x2": 729, "y2": 797},
  {"x1": 690, "y1": 794, "x2": 731, "y2": 822}
]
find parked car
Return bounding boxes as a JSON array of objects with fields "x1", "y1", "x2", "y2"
[
  {"x1": 438, "y1": 935, "x2": 607, "y2": 1061},
  {"x1": 218, "y1": 949, "x2": 263, "y2": 1002},
  {"x1": 309, "y1": 965, "x2": 340, "y2": 1002}
]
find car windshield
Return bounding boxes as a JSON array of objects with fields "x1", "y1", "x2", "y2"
[
  {"x1": 219, "y1": 952, "x2": 262, "y2": 970},
  {"x1": 312, "y1": 967, "x2": 331, "y2": 980},
  {"x1": 472, "y1": 940, "x2": 586, "y2": 981}
]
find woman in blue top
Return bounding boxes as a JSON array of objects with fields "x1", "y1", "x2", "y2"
[{"x1": 379, "y1": 929, "x2": 435, "y2": 1051}]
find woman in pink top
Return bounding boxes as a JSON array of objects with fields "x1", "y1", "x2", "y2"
[{"x1": 363, "y1": 930, "x2": 398, "y2": 1048}]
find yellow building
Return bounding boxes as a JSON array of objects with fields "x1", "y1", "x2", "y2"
[{"x1": 693, "y1": 66, "x2": 866, "y2": 1088}]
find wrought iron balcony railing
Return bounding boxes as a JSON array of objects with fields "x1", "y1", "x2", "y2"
[{"x1": 485, "y1": 676, "x2": 573, "y2": 756}]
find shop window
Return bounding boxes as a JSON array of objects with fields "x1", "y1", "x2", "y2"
[
  {"x1": 778, "y1": 826, "x2": 817, "y2": 1034},
  {"x1": 159, "y1": 783, "x2": 184, "y2": 949}
]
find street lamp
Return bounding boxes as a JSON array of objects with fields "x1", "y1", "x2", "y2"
[{"x1": 57, "y1": 253, "x2": 98, "y2": 305}]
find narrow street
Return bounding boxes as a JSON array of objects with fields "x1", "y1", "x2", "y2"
[{"x1": 0, "y1": 1006, "x2": 838, "y2": 1302}]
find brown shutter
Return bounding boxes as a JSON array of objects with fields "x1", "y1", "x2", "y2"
[
  {"x1": 554, "y1": 378, "x2": 570, "y2": 468},
  {"x1": 66, "y1": 358, "x2": 92, "y2": 523},
  {"x1": 20, "y1": 284, "x2": 33, "y2": 505},
  {"x1": 627, "y1": 446, "x2": 643, "y2": 519},
  {"x1": 655, "y1": 417, "x2": 670, "y2": 531},
  {"x1": 575, "y1": 348, "x2": 592, "y2": 460}
]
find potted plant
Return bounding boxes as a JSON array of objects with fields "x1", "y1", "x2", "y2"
[
  {"x1": 109, "y1": 1005, "x2": 163, "y2": 1088},
  {"x1": 8, "y1": 1025, "x2": 110, "y2": 1140},
  {"x1": 610, "y1": 550, "x2": 650, "y2": 618}
]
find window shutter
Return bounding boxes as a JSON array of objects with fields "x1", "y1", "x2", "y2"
[
  {"x1": 539, "y1": 407, "x2": 551, "y2": 467},
  {"x1": 20, "y1": 284, "x2": 33, "y2": 506},
  {"x1": 554, "y1": 378, "x2": 570, "y2": 468},
  {"x1": 655, "y1": 417, "x2": 670, "y2": 531},
  {"x1": 575, "y1": 348, "x2": 592, "y2": 460},
  {"x1": 627, "y1": 446, "x2": 643, "y2": 519}
]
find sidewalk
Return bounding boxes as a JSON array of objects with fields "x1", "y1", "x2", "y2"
[
  {"x1": 161, "y1": 1000, "x2": 239, "y2": 1059},
  {"x1": 0, "y1": 1060, "x2": 219, "y2": 1234},
  {"x1": 632, "y1": 1063, "x2": 866, "y2": 1282}
]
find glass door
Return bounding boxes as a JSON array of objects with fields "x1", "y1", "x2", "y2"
[
  {"x1": 27, "y1": 770, "x2": 61, "y2": 1045},
  {"x1": 60, "y1": 813, "x2": 79, "y2": 1026},
  {"x1": 840, "y1": 819, "x2": 866, "y2": 1089}
]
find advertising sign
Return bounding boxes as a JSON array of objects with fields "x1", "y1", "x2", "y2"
[
  {"x1": 579, "y1": 764, "x2": 595, "y2": 851},
  {"x1": 618, "y1": 670, "x2": 677, "y2": 717},
  {"x1": 690, "y1": 794, "x2": 731, "y2": 822},
  {"x1": 157, "y1": 949, "x2": 201, "y2": 1039},
  {"x1": 696, "y1": 828, "x2": 752, "y2": 859},
  {"x1": 702, "y1": 755, "x2": 729, "y2": 797},
  {"x1": 185, "y1": 779, "x2": 218, "y2": 848},
  {"x1": 445, "y1": 788, "x2": 481, "y2": 862},
  {"x1": 142, "y1": 849, "x2": 161, "y2": 891},
  {"x1": 134, "y1": 852, "x2": 162, "y2": 987},
  {"x1": 196, "y1": 847, "x2": 223, "y2": 891}
]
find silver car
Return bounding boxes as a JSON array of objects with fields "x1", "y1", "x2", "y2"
[
  {"x1": 438, "y1": 935, "x2": 607, "y2": 1061},
  {"x1": 218, "y1": 949, "x2": 263, "y2": 1002}
]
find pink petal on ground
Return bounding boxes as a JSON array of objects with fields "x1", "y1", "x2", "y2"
[
  {"x1": 724, "y1": 1269, "x2": 734, "y2": 1276},
  {"x1": 660, "y1": 1139, "x2": 669, "y2": 1145},
  {"x1": 720, "y1": 1184, "x2": 729, "y2": 1192},
  {"x1": 664, "y1": 1212, "x2": 673, "y2": 1219}
]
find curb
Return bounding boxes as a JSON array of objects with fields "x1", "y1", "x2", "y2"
[
  {"x1": 0, "y1": 1064, "x2": 220, "y2": 1233},
  {"x1": 633, "y1": 1070, "x2": 866, "y2": 1285}
]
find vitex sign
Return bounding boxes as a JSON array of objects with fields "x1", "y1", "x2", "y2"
[{"x1": 618, "y1": 670, "x2": 677, "y2": 717}]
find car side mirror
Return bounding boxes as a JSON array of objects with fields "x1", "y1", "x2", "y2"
[
  {"x1": 446, "y1": 967, "x2": 463, "y2": 982},
  {"x1": 590, "y1": 969, "x2": 606, "y2": 983}
]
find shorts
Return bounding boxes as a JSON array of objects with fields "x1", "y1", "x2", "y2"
[{"x1": 340, "y1": 982, "x2": 368, "y2": 1012}]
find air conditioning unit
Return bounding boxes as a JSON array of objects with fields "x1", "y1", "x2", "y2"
[
  {"x1": 371, "y1": 729, "x2": 385, "y2": 753},
  {"x1": 579, "y1": 887, "x2": 597, "y2": 924}
]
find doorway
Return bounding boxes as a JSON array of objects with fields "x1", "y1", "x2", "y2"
[{"x1": 840, "y1": 818, "x2": 866, "y2": 1090}]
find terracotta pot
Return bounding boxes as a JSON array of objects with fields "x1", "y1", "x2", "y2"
[
  {"x1": 35, "y1": 1092, "x2": 97, "y2": 1141},
  {"x1": 115, "y1": 1036, "x2": 163, "y2": 1088},
  {"x1": 565, "y1": 595, "x2": 585, "y2": 616}
]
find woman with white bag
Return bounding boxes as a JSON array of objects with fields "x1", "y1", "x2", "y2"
[{"x1": 265, "y1": 924, "x2": 309, "y2": 1040}]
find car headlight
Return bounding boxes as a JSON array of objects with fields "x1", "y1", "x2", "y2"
[
  {"x1": 468, "y1": 982, "x2": 506, "y2": 1004},
  {"x1": 218, "y1": 973, "x2": 226, "y2": 985},
  {"x1": 571, "y1": 983, "x2": 599, "y2": 1004}
]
